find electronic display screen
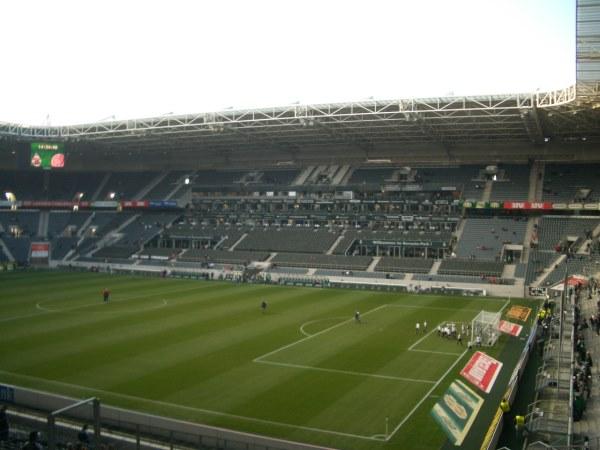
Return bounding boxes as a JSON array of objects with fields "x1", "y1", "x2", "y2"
[{"x1": 30, "y1": 142, "x2": 65, "y2": 169}]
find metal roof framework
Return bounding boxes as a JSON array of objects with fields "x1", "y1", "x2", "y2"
[{"x1": 1, "y1": 1, "x2": 599, "y2": 154}]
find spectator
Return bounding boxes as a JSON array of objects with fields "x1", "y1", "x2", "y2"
[
  {"x1": 22, "y1": 431, "x2": 42, "y2": 450},
  {"x1": 78, "y1": 424, "x2": 90, "y2": 446},
  {"x1": 0, "y1": 405, "x2": 8, "y2": 441}
]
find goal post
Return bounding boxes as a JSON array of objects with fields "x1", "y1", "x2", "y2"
[{"x1": 471, "y1": 310, "x2": 501, "y2": 347}]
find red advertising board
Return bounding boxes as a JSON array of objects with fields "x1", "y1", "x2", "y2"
[
  {"x1": 120, "y1": 201, "x2": 149, "y2": 209},
  {"x1": 503, "y1": 201, "x2": 553, "y2": 210},
  {"x1": 460, "y1": 351, "x2": 503, "y2": 394},
  {"x1": 498, "y1": 320, "x2": 523, "y2": 337},
  {"x1": 22, "y1": 201, "x2": 90, "y2": 209},
  {"x1": 30, "y1": 242, "x2": 50, "y2": 258}
]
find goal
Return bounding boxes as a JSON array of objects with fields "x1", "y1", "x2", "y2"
[{"x1": 471, "y1": 310, "x2": 501, "y2": 347}]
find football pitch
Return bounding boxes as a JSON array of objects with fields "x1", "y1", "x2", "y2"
[{"x1": 0, "y1": 271, "x2": 525, "y2": 450}]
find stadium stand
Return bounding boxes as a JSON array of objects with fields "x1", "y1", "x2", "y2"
[
  {"x1": 455, "y1": 217, "x2": 527, "y2": 261},
  {"x1": 543, "y1": 163, "x2": 600, "y2": 203},
  {"x1": 0, "y1": 170, "x2": 45, "y2": 200},
  {"x1": 138, "y1": 247, "x2": 181, "y2": 258},
  {"x1": 194, "y1": 170, "x2": 248, "y2": 186},
  {"x1": 416, "y1": 166, "x2": 483, "y2": 199},
  {"x1": 412, "y1": 273, "x2": 514, "y2": 284},
  {"x1": 1, "y1": 236, "x2": 31, "y2": 264},
  {"x1": 375, "y1": 257, "x2": 434, "y2": 273},
  {"x1": 526, "y1": 250, "x2": 561, "y2": 285},
  {"x1": 347, "y1": 167, "x2": 396, "y2": 185},
  {"x1": 536, "y1": 217, "x2": 600, "y2": 251},
  {"x1": 46, "y1": 171, "x2": 107, "y2": 200},
  {"x1": 271, "y1": 253, "x2": 373, "y2": 270},
  {"x1": 179, "y1": 249, "x2": 269, "y2": 264},
  {"x1": 236, "y1": 228, "x2": 339, "y2": 253},
  {"x1": 96, "y1": 171, "x2": 159, "y2": 200},
  {"x1": 0, "y1": 210, "x2": 40, "y2": 237},
  {"x1": 313, "y1": 269, "x2": 397, "y2": 279},
  {"x1": 489, "y1": 164, "x2": 531, "y2": 201},
  {"x1": 144, "y1": 171, "x2": 187, "y2": 199},
  {"x1": 437, "y1": 258, "x2": 504, "y2": 277},
  {"x1": 258, "y1": 169, "x2": 300, "y2": 185}
]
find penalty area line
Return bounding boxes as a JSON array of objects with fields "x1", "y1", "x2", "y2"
[
  {"x1": 254, "y1": 304, "x2": 388, "y2": 362},
  {"x1": 385, "y1": 348, "x2": 469, "y2": 441},
  {"x1": 255, "y1": 359, "x2": 436, "y2": 384}
]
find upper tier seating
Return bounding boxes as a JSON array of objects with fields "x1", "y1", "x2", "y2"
[
  {"x1": 180, "y1": 249, "x2": 269, "y2": 264},
  {"x1": 438, "y1": 258, "x2": 504, "y2": 277},
  {"x1": 167, "y1": 225, "x2": 245, "y2": 249},
  {"x1": 0, "y1": 211, "x2": 40, "y2": 237},
  {"x1": 489, "y1": 165, "x2": 531, "y2": 201},
  {"x1": 347, "y1": 168, "x2": 396, "y2": 185},
  {"x1": 526, "y1": 250, "x2": 561, "y2": 285},
  {"x1": 417, "y1": 166, "x2": 483, "y2": 199},
  {"x1": 144, "y1": 171, "x2": 187, "y2": 200},
  {"x1": 333, "y1": 229, "x2": 453, "y2": 255},
  {"x1": 455, "y1": 217, "x2": 527, "y2": 260},
  {"x1": 542, "y1": 164, "x2": 600, "y2": 203},
  {"x1": 2, "y1": 236, "x2": 31, "y2": 264},
  {"x1": 536, "y1": 217, "x2": 600, "y2": 251},
  {"x1": 375, "y1": 257, "x2": 434, "y2": 273},
  {"x1": 271, "y1": 253, "x2": 373, "y2": 270},
  {"x1": 236, "y1": 229, "x2": 339, "y2": 253},
  {"x1": 97, "y1": 172, "x2": 159, "y2": 200}
]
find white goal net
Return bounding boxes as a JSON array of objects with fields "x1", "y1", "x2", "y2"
[{"x1": 471, "y1": 310, "x2": 501, "y2": 347}]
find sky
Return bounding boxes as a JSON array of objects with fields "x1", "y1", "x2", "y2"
[{"x1": 0, "y1": 0, "x2": 576, "y2": 126}]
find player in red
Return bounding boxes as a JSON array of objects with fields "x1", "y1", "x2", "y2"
[{"x1": 102, "y1": 288, "x2": 111, "y2": 303}]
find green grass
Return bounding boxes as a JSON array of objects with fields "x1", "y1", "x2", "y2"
[{"x1": 0, "y1": 271, "x2": 526, "y2": 450}]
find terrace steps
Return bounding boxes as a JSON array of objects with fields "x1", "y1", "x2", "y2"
[
  {"x1": 482, "y1": 180, "x2": 493, "y2": 202},
  {"x1": 292, "y1": 166, "x2": 315, "y2": 186},
  {"x1": 0, "y1": 238, "x2": 15, "y2": 262},
  {"x1": 134, "y1": 171, "x2": 169, "y2": 200},
  {"x1": 91, "y1": 173, "x2": 111, "y2": 201},
  {"x1": 532, "y1": 254, "x2": 567, "y2": 287},
  {"x1": 228, "y1": 233, "x2": 248, "y2": 251},
  {"x1": 429, "y1": 260, "x2": 442, "y2": 275},
  {"x1": 326, "y1": 234, "x2": 346, "y2": 255},
  {"x1": 502, "y1": 264, "x2": 516, "y2": 279},
  {"x1": 89, "y1": 214, "x2": 140, "y2": 257},
  {"x1": 366, "y1": 256, "x2": 380, "y2": 272},
  {"x1": 38, "y1": 210, "x2": 49, "y2": 238}
]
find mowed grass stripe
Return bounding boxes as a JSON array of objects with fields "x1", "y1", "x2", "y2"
[
  {"x1": 0, "y1": 274, "x2": 193, "y2": 316},
  {"x1": 2, "y1": 283, "x2": 273, "y2": 371},
  {"x1": 0, "y1": 272, "x2": 516, "y2": 450},
  {"x1": 263, "y1": 303, "x2": 474, "y2": 380},
  {"x1": 50, "y1": 288, "x2": 363, "y2": 390}
]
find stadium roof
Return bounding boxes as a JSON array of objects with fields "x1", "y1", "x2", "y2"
[{"x1": 1, "y1": 1, "x2": 599, "y2": 156}]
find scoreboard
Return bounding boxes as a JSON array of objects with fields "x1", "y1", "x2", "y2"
[{"x1": 30, "y1": 142, "x2": 65, "y2": 169}]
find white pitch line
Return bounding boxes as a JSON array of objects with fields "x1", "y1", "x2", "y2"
[
  {"x1": 299, "y1": 316, "x2": 348, "y2": 337},
  {"x1": 385, "y1": 348, "x2": 469, "y2": 441},
  {"x1": 35, "y1": 283, "x2": 213, "y2": 313},
  {"x1": 253, "y1": 304, "x2": 388, "y2": 362},
  {"x1": 0, "y1": 369, "x2": 380, "y2": 442},
  {"x1": 408, "y1": 325, "x2": 439, "y2": 351},
  {"x1": 36, "y1": 299, "x2": 168, "y2": 314},
  {"x1": 408, "y1": 349, "x2": 463, "y2": 356},
  {"x1": 255, "y1": 359, "x2": 436, "y2": 384},
  {"x1": 386, "y1": 304, "x2": 485, "y2": 313},
  {"x1": 500, "y1": 298, "x2": 511, "y2": 313},
  {"x1": 1, "y1": 282, "x2": 217, "y2": 324}
]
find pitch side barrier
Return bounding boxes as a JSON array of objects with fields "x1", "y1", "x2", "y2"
[
  {"x1": 0, "y1": 384, "x2": 334, "y2": 450},
  {"x1": 480, "y1": 320, "x2": 539, "y2": 450},
  {"x1": 53, "y1": 260, "x2": 526, "y2": 297}
]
